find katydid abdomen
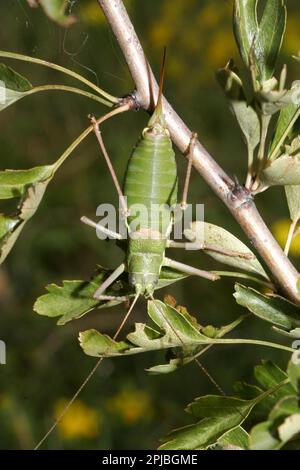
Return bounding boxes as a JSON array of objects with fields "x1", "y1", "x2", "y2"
[{"x1": 124, "y1": 113, "x2": 178, "y2": 296}]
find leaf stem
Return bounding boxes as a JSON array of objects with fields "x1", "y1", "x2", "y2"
[
  {"x1": 24, "y1": 84, "x2": 113, "y2": 107},
  {"x1": 211, "y1": 337, "x2": 294, "y2": 353},
  {"x1": 0, "y1": 50, "x2": 119, "y2": 104},
  {"x1": 212, "y1": 271, "x2": 274, "y2": 289}
]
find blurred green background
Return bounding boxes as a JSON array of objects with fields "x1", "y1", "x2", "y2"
[{"x1": 0, "y1": 0, "x2": 300, "y2": 450}]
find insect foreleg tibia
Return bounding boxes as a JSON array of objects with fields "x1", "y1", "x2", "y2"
[
  {"x1": 93, "y1": 263, "x2": 126, "y2": 300},
  {"x1": 167, "y1": 240, "x2": 254, "y2": 259},
  {"x1": 180, "y1": 132, "x2": 197, "y2": 210},
  {"x1": 163, "y1": 257, "x2": 220, "y2": 281},
  {"x1": 90, "y1": 115, "x2": 129, "y2": 217},
  {"x1": 81, "y1": 216, "x2": 122, "y2": 240}
]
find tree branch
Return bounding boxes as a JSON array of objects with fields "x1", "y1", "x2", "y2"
[{"x1": 97, "y1": 0, "x2": 300, "y2": 305}]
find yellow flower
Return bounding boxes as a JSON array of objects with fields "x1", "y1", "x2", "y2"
[
  {"x1": 54, "y1": 399, "x2": 100, "y2": 440},
  {"x1": 107, "y1": 388, "x2": 153, "y2": 425},
  {"x1": 272, "y1": 219, "x2": 300, "y2": 257}
]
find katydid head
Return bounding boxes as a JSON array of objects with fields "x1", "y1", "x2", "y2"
[{"x1": 130, "y1": 273, "x2": 158, "y2": 298}]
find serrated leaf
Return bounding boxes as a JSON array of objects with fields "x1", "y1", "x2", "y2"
[
  {"x1": 255, "y1": 0, "x2": 286, "y2": 81},
  {"x1": 184, "y1": 221, "x2": 267, "y2": 279},
  {"x1": 34, "y1": 268, "x2": 134, "y2": 325},
  {"x1": 216, "y1": 62, "x2": 260, "y2": 153},
  {"x1": 0, "y1": 63, "x2": 32, "y2": 111},
  {"x1": 261, "y1": 154, "x2": 300, "y2": 186},
  {"x1": 234, "y1": 284, "x2": 300, "y2": 330},
  {"x1": 285, "y1": 186, "x2": 300, "y2": 223},
  {"x1": 147, "y1": 315, "x2": 247, "y2": 375},
  {"x1": 34, "y1": 268, "x2": 189, "y2": 327},
  {"x1": 233, "y1": 0, "x2": 258, "y2": 67},
  {"x1": 34, "y1": 0, "x2": 76, "y2": 27},
  {"x1": 80, "y1": 300, "x2": 213, "y2": 358}
]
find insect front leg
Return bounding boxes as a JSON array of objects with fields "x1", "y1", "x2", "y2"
[
  {"x1": 90, "y1": 115, "x2": 130, "y2": 219},
  {"x1": 93, "y1": 262, "x2": 126, "y2": 300},
  {"x1": 163, "y1": 257, "x2": 220, "y2": 281},
  {"x1": 81, "y1": 216, "x2": 123, "y2": 240}
]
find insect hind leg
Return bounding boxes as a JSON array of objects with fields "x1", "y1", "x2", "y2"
[{"x1": 180, "y1": 132, "x2": 197, "y2": 210}]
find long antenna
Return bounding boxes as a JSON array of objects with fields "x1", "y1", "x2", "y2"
[
  {"x1": 156, "y1": 46, "x2": 167, "y2": 111},
  {"x1": 34, "y1": 293, "x2": 140, "y2": 450}
]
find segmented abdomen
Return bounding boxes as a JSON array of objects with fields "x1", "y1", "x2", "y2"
[{"x1": 124, "y1": 132, "x2": 177, "y2": 235}]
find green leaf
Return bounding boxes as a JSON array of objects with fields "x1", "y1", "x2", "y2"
[
  {"x1": 234, "y1": 284, "x2": 300, "y2": 330},
  {"x1": 80, "y1": 300, "x2": 213, "y2": 359},
  {"x1": 287, "y1": 357, "x2": 300, "y2": 391},
  {"x1": 261, "y1": 154, "x2": 300, "y2": 186},
  {"x1": 254, "y1": 361, "x2": 294, "y2": 397},
  {"x1": 33, "y1": 0, "x2": 76, "y2": 27},
  {"x1": 34, "y1": 268, "x2": 188, "y2": 326},
  {"x1": 160, "y1": 384, "x2": 283, "y2": 450},
  {"x1": 0, "y1": 166, "x2": 53, "y2": 199},
  {"x1": 217, "y1": 426, "x2": 249, "y2": 450},
  {"x1": 147, "y1": 315, "x2": 247, "y2": 375},
  {"x1": 184, "y1": 221, "x2": 268, "y2": 279},
  {"x1": 269, "y1": 104, "x2": 300, "y2": 160},
  {"x1": 249, "y1": 421, "x2": 280, "y2": 449},
  {"x1": 255, "y1": 0, "x2": 287, "y2": 81},
  {"x1": 157, "y1": 266, "x2": 187, "y2": 289},
  {"x1": 233, "y1": 0, "x2": 258, "y2": 67},
  {"x1": 0, "y1": 63, "x2": 32, "y2": 111},
  {"x1": 285, "y1": 186, "x2": 300, "y2": 223},
  {"x1": 269, "y1": 396, "x2": 300, "y2": 421},
  {"x1": 0, "y1": 165, "x2": 56, "y2": 264},
  {"x1": 34, "y1": 268, "x2": 134, "y2": 325},
  {"x1": 216, "y1": 61, "x2": 260, "y2": 153}
]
